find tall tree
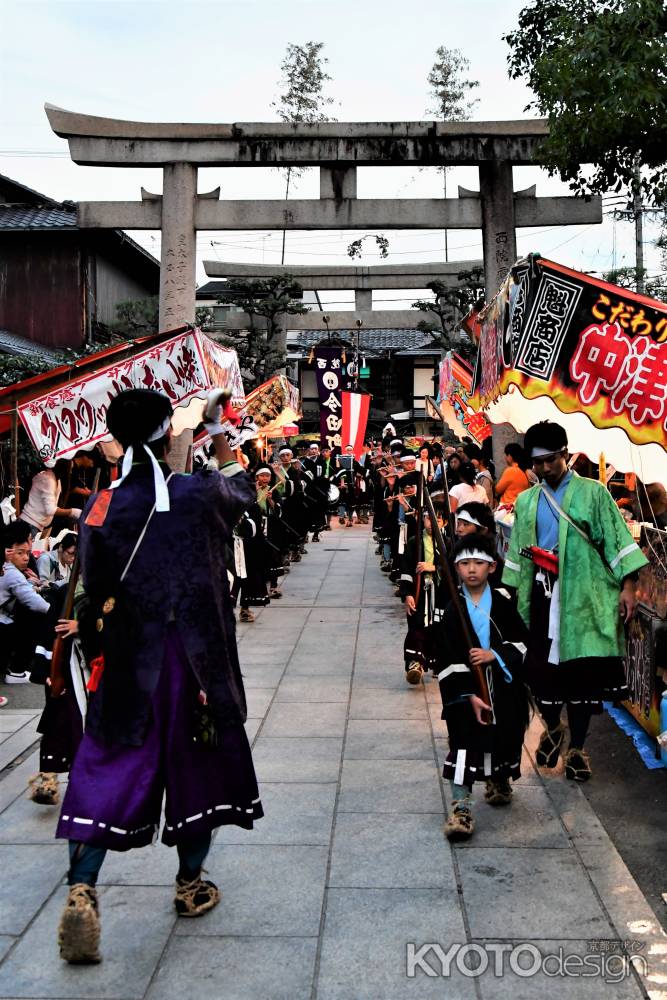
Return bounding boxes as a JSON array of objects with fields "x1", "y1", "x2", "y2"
[
  {"x1": 272, "y1": 42, "x2": 336, "y2": 263},
  {"x1": 412, "y1": 268, "x2": 485, "y2": 360},
  {"x1": 215, "y1": 276, "x2": 310, "y2": 388},
  {"x1": 505, "y1": 0, "x2": 667, "y2": 205},
  {"x1": 426, "y1": 47, "x2": 479, "y2": 261}
]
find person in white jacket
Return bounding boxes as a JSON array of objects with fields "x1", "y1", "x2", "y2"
[{"x1": 19, "y1": 459, "x2": 82, "y2": 537}]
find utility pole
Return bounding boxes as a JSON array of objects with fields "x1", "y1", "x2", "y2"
[{"x1": 634, "y1": 160, "x2": 645, "y2": 295}]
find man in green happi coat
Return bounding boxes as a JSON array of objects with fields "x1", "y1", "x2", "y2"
[{"x1": 503, "y1": 421, "x2": 647, "y2": 782}]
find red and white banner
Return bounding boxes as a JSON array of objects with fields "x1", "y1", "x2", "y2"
[
  {"x1": 341, "y1": 391, "x2": 370, "y2": 459},
  {"x1": 19, "y1": 328, "x2": 245, "y2": 465}
]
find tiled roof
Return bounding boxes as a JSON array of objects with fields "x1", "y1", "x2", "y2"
[
  {"x1": 0, "y1": 329, "x2": 62, "y2": 363},
  {"x1": 0, "y1": 204, "x2": 77, "y2": 230},
  {"x1": 196, "y1": 281, "x2": 229, "y2": 297},
  {"x1": 288, "y1": 329, "x2": 436, "y2": 353}
]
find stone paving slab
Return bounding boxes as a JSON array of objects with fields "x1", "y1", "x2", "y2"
[
  {"x1": 175, "y1": 844, "x2": 329, "y2": 937},
  {"x1": 315, "y1": 888, "x2": 474, "y2": 1000},
  {"x1": 146, "y1": 936, "x2": 319, "y2": 1000},
  {"x1": 0, "y1": 886, "x2": 175, "y2": 999},
  {"x1": 0, "y1": 524, "x2": 664, "y2": 999}
]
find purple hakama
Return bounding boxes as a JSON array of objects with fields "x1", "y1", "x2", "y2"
[{"x1": 56, "y1": 626, "x2": 263, "y2": 851}]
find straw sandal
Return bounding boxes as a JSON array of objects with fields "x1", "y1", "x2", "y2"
[
  {"x1": 174, "y1": 874, "x2": 221, "y2": 918},
  {"x1": 58, "y1": 884, "x2": 101, "y2": 964},
  {"x1": 405, "y1": 661, "x2": 424, "y2": 685},
  {"x1": 535, "y1": 722, "x2": 566, "y2": 768},
  {"x1": 28, "y1": 771, "x2": 60, "y2": 805},
  {"x1": 564, "y1": 747, "x2": 592, "y2": 782},
  {"x1": 444, "y1": 803, "x2": 475, "y2": 842},
  {"x1": 484, "y1": 778, "x2": 513, "y2": 806}
]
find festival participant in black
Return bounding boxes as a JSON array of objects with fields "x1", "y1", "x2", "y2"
[
  {"x1": 27, "y1": 579, "x2": 90, "y2": 806},
  {"x1": 254, "y1": 466, "x2": 287, "y2": 598},
  {"x1": 356, "y1": 441, "x2": 374, "y2": 523},
  {"x1": 395, "y1": 451, "x2": 420, "y2": 556},
  {"x1": 436, "y1": 534, "x2": 530, "y2": 841},
  {"x1": 55, "y1": 387, "x2": 262, "y2": 963},
  {"x1": 399, "y1": 502, "x2": 447, "y2": 684},
  {"x1": 319, "y1": 445, "x2": 336, "y2": 530},
  {"x1": 334, "y1": 445, "x2": 364, "y2": 527},
  {"x1": 274, "y1": 447, "x2": 307, "y2": 561},
  {"x1": 232, "y1": 504, "x2": 271, "y2": 623},
  {"x1": 378, "y1": 468, "x2": 399, "y2": 573},
  {"x1": 302, "y1": 442, "x2": 330, "y2": 543}
]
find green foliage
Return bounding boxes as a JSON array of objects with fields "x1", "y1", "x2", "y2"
[
  {"x1": 602, "y1": 265, "x2": 667, "y2": 302},
  {"x1": 0, "y1": 352, "x2": 54, "y2": 389},
  {"x1": 216, "y1": 276, "x2": 309, "y2": 388},
  {"x1": 273, "y1": 40, "x2": 336, "y2": 265},
  {"x1": 412, "y1": 268, "x2": 485, "y2": 354},
  {"x1": 505, "y1": 0, "x2": 667, "y2": 204},
  {"x1": 109, "y1": 296, "x2": 159, "y2": 338},
  {"x1": 347, "y1": 235, "x2": 389, "y2": 260},
  {"x1": 272, "y1": 41, "x2": 335, "y2": 126},
  {"x1": 427, "y1": 46, "x2": 479, "y2": 120}
]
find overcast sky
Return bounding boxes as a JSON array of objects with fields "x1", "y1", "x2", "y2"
[{"x1": 1, "y1": 0, "x2": 661, "y2": 301}]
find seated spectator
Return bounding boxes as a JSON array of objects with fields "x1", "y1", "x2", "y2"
[
  {"x1": 495, "y1": 444, "x2": 532, "y2": 506},
  {"x1": 1, "y1": 520, "x2": 50, "y2": 683},
  {"x1": 37, "y1": 533, "x2": 78, "y2": 587}
]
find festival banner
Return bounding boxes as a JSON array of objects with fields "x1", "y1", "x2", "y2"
[
  {"x1": 470, "y1": 255, "x2": 667, "y2": 478},
  {"x1": 438, "y1": 353, "x2": 491, "y2": 444},
  {"x1": 341, "y1": 391, "x2": 371, "y2": 459},
  {"x1": 313, "y1": 346, "x2": 344, "y2": 450},
  {"x1": 18, "y1": 328, "x2": 245, "y2": 465}
]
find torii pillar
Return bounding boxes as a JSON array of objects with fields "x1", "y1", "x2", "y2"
[
  {"x1": 480, "y1": 161, "x2": 519, "y2": 470},
  {"x1": 159, "y1": 163, "x2": 198, "y2": 330}
]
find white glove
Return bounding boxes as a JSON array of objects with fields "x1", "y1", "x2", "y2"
[
  {"x1": 70, "y1": 508, "x2": 81, "y2": 521},
  {"x1": 203, "y1": 388, "x2": 231, "y2": 436}
]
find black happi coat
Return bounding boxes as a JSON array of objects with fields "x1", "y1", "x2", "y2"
[
  {"x1": 302, "y1": 456, "x2": 331, "y2": 530},
  {"x1": 233, "y1": 504, "x2": 271, "y2": 608},
  {"x1": 436, "y1": 586, "x2": 530, "y2": 784},
  {"x1": 279, "y1": 464, "x2": 308, "y2": 542}
]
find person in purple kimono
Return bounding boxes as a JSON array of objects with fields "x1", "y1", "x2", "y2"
[{"x1": 56, "y1": 388, "x2": 263, "y2": 964}]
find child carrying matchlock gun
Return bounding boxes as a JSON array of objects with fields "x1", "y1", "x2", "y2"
[{"x1": 435, "y1": 533, "x2": 531, "y2": 842}]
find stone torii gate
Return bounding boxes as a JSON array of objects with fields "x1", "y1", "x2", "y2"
[
  {"x1": 45, "y1": 107, "x2": 602, "y2": 330},
  {"x1": 201, "y1": 260, "x2": 485, "y2": 331},
  {"x1": 45, "y1": 107, "x2": 603, "y2": 464}
]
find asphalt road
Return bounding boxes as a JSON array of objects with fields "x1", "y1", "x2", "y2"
[{"x1": 2, "y1": 677, "x2": 666, "y2": 933}]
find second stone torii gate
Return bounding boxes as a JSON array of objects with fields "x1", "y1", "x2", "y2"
[{"x1": 201, "y1": 259, "x2": 486, "y2": 331}]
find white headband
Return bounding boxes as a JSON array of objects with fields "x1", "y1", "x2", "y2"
[
  {"x1": 454, "y1": 548, "x2": 495, "y2": 564},
  {"x1": 531, "y1": 445, "x2": 565, "y2": 458},
  {"x1": 108, "y1": 414, "x2": 172, "y2": 512},
  {"x1": 255, "y1": 467, "x2": 272, "y2": 476},
  {"x1": 279, "y1": 448, "x2": 293, "y2": 456},
  {"x1": 456, "y1": 510, "x2": 482, "y2": 527}
]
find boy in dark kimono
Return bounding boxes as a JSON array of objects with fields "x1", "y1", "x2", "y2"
[
  {"x1": 436, "y1": 534, "x2": 530, "y2": 842},
  {"x1": 399, "y1": 503, "x2": 447, "y2": 684}
]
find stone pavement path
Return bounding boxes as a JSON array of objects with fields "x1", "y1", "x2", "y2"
[{"x1": 0, "y1": 523, "x2": 665, "y2": 999}]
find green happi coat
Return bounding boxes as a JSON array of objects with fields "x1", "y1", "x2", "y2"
[{"x1": 502, "y1": 473, "x2": 648, "y2": 662}]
